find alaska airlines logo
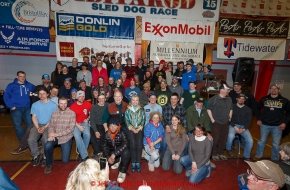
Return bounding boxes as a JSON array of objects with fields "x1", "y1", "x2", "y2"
[
  {"x1": 0, "y1": 31, "x2": 14, "y2": 44},
  {"x1": 223, "y1": 38, "x2": 237, "y2": 58},
  {"x1": 58, "y1": 15, "x2": 74, "y2": 31}
]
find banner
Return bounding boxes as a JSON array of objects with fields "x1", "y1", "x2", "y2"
[
  {"x1": 56, "y1": 12, "x2": 135, "y2": 40},
  {"x1": 219, "y1": 18, "x2": 289, "y2": 38},
  {"x1": 142, "y1": 18, "x2": 215, "y2": 43},
  {"x1": 220, "y1": 0, "x2": 290, "y2": 16},
  {"x1": 0, "y1": 0, "x2": 50, "y2": 51},
  {"x1": 56, "y1": 36, "x2": 135, "y2": 62},
  {"x1": 150, "y1": 41, "x2": 204, "y2": 64},
  {"x1": 217, "y1": 37, "x2": 286, "y2": 60},
  {"x1": 51, "y1": 0, "x2": 220, "y2": 21}
]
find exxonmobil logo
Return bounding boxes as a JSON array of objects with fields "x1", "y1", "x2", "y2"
[{"x1": 144, "y1": 22, "x2": 211, "y2": 37}]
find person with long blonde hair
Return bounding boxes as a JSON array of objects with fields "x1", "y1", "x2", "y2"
[{"x1": 162, "y1": 114, "x2": 187, "y2": 174}]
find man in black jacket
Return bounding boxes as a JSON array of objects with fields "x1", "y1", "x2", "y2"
[
  {"x1": 102, "y1": 117, "x2": 130, "y2": 183},
  {"x1": 254, "y1": 84, "x2": 290, "y2": 161}
]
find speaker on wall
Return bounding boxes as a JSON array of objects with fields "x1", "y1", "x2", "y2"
[{"x1": 232, "y1": 57, "x2": 255, "y2": 86}]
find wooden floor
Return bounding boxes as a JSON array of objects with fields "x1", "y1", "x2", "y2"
[{"x1": 0, "y1": 109, "x2": 290, "y2": 162}]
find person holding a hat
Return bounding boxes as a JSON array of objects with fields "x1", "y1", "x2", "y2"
[
  {"x1": 68, "y1": 58, "x2": 81, "y2": 86},
  {"x1": 102, "y1": 117, "x2": 130, "y2": 183},
  {"x1": 70, "y1": 90, "x2": 92, "y2": 162},
  {"x1": 181, "y1": 62, "x2": 197, "y2": 91},
  {"x1": 124, "y1": 78, "x2": 140, "y2": 101},
  {"x1": 77, "y1": 79, "x2": 92, "y2": 102},
  {"x1": 229, "y1": 82, "x2": 258, "y2": 115},
  {"x1": 144, "y1": 93, "x2": 162, "y2": 125},
  {"x1": 254, "y1": 84, "x2": 290, "y2": 161},
  {"x1": 180, "y1": 80, "x2": 200, "y2": 110},
  {"x1": 91, "y1": 60, "x2": 108, "y2": 87},
  {"x1": 225, "y1": 94, "x2": 253, "y2": 160},
  {"x1": 207, "y1": 83, "x2": 233, "y2": 161},
  {"x1": 243, "y1": 160, "x2": 285, "y2": 190},
  {"x1": 199, "y1": 64, "x2": 214, "y2": 81},
  {"x1": 139, "y1": 82, "x2": 154, "y2": 106},
  {"x1": 77, "y1": 63, "x2": 92, "y2": 87},
  {"x1": 169, "y1": 76, "x2": 184, "y2": 99},
  {"x1": 124, "y1": 57, "x2": 137, "y2": 80},
  {"x1": 31, "y1": 74, "x2": 52, "y2": 105},
  {"x1": 152, "y1": 60, "x2": 167, "y2": 89},
  {"x1": 59, "y1": 78, "x2": 74, "y2": 100}
]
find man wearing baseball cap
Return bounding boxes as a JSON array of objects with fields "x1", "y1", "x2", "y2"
[
  {"x1": 180, "y1": 80, "x2": 200, "y2": 110},
  {"x1": 31, "y1": 74, "x2": 52, "y2": 105},
  {"x1": 254, "y1": 84, "x2": 290, "y2": 161},
  {"x1": 243, "y1": 160, "x2": 285, "y2": 190},
  {"x1": 70, "y1": 90, "x2": 92, "y2": 162}
]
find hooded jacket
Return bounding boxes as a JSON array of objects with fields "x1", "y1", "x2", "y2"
[{"x1": 4, "y1": 78, "x2": 35, "y2": 108}]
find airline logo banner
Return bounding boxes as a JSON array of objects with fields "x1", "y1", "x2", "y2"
[
  {"x1": 150, "y1": 41, "x2": 204, "y2": 64},
  {"x1": 142, "y1": 18, "x2": 215, "y2": 43},
  {"x1": 0, "y1": 0, "x2": 49, "y2": 51},
  {"x1": 56, "y1": 36, "x2": 135, "y2": 62},
  {"x1": 51, "y1": 0, "x2": 220, "y2": 21},
  {"x1": 56, "y1": 12, "x2": 135, "y2": 40},
  {"x1": 217, "y1": 37, "x2": 286, "y2": 60}
]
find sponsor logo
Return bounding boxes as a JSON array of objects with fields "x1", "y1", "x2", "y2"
[
  {"x1": 0, "y1": 31, "x2": 14, "y2": 44},
  {"x1": 53, "y1": 0, "x2": 70, "y2": 6},
  {"x1": 157, "y1": 95, "x2": 168, "y2": 106},
  {"x1": 202, "y1": 10, "x2": 215, "y2": 18},
  {"x1": 59, "y1": 15, "x2": 74, "y2": 31},
  {"x1": 59, "y1": 42, "x2": 74, "y2": 57},
  {"x1": 144, "y1": 22, "x2": 211, "y2": 37},
  {"x1": 223, "y1": 38, "x2": 237, "y2": 58},
  {"x1": 12, "y1": 0, "x2": 48, "y2": 25}
]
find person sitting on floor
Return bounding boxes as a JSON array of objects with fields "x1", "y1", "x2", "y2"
[
  {"x1": 162, "y1": 114, "x2": 187, "y2": 174},
  {"x1": 66, "y1": 159, "x2": 109, "y2": 190},
  {"x1": 143, "y1": 111, "x2": 164, "y2": 172},
  {"x1": 180, "y1": 124, "x2": 212, "y2": 184},
  {"x1": 44, "y1": 97, "x2": 76, "y2": 174},
  {"x1": 102, "y1": 117, "x2": 130, "y2": 183}
]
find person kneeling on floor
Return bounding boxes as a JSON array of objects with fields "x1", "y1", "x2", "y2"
[{"x1": 102, "y1": 118, "x2": 130, "y2": 183}]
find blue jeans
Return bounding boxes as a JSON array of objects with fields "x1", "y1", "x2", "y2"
[
  {"x1": 10, "y1": 107, "x2": 32, "y2": 141},
  {"x1": 256, "y1": 124, "x2": 282, "y2": 161},
  {"x1": 180, "y1": 155, "x2": 211, "y2": 183},
  {"x1": 160, "y1": 132, "x2": 167, "y2": 160},
  {"x1": 162, "y1": 149, "x2": 184, "y2": 174},
  {"x1": 144, "y1": 144, "x2": 160, "y2": 167},
  {"x1": 226, "y1": 125, "x2": 253, "y2": 158},
  {"x1": 73, "y1": 122, "x2": 90, "y2": 159},
  {"x1": 45, "y1": 138, "x2": 72, "y2": 166}
]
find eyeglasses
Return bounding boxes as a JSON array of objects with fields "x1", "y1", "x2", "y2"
[{"x1": 247, "y1": 169, "x2": 273, "y2": 182}]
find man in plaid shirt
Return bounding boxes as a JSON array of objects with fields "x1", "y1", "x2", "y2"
[{"x1": 161, "y1": 92, "x2": 187, "y2": 160}]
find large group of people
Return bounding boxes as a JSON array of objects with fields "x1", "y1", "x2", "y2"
[{"x1": 3, "y1": 55, "x2": 290, "y2": 189}]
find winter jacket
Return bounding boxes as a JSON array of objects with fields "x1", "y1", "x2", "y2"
[
  {"x1": 186, "y1": 105, "x2": 211, "y2": 132},
  {"x1": 181, "y1": 71, "x2": 197, "y2": 91},
  {"x1": 143, "y1": 122, "x2": 164, "y2": 149},
  {"x1": 124, "y1": 105, "x2": 145, "y2": 130}
]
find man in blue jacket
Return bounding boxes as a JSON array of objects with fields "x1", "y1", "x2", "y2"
[
  {"x1": 4, "y1": 71, "x2": 35, "y2": 141},
  {"x1": 181, "y1": 62, "x2": 196, "y2": 91}
]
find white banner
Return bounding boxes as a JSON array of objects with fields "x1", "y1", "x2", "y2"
[
  {"x1": 217, "y1": 37, "x2": 286, "y2": 60},
  {"x1": 150, "y1": 41, "x2": 204, "y2": 64},
  {"x1": 56, "y1": 36, "x2": 135, "y2": 62},
  {"x1": 51, "y1": 0, "x2": 220, "y2": 21},
  {"x1": 142, "y1": 18, "x2": 215, "y2": 43}
]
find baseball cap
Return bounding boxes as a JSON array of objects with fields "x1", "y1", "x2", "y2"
[
  {"x1": 108, "y1": 117, "x2": 119, "y2": 126},
  {"x1": 233, "y1": 82, "x2": 241, "y2": 86},
  {"x1": 196, "y1": 97, "x2": 204, "y2": 103},
  {"x1": 237, "y1": 93, "x2": 247, "y2": 99},
  {"x1": 159, "y1": 60, "x2": 166, "y2": 65},
  {"x1": 70, "y1": 88, "x2": 77, "y2": 93},
  {"x1": 219, "y1": 83, "x2": 232, "y2": 90},
  {"x1": 186, "y1": 59, "x2": 194, "y2": 64},
  {"x1": 42, "y1": 74, "x2": 50, "y2": 80},
  {"x1": 172, "y1": 76, "x2": 178, "y2": 80},
  {"x1": 130, "y1": 78, "x2": 136, "y2": 83},
  {"x1": 76, "y1": 90, "x2": 85, "y2": 98},
  {"x1": 270, "y1": 84, "x2": 280, "y2": 89},
  {"x1": 148, "y1": 92, "x2": 156, "y2": 98},
  {"x1": 188, "y1": 80, "x2": 196, "y2": 85},
  {"x1": 245, "y1": 160, "x2": 285, "y2": 187},
  {"x1": 64, "y1": 78, "x2": 71, "y2": 82}
]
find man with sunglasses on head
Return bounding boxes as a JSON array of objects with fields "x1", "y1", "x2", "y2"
[{"x1": 238, "y1": 160, "x2": 285, "y2": 190}]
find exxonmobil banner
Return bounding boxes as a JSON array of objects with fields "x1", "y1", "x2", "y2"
[
  {"x1": 142, "y1": 18, "x2": 215, "y2": 43},
  {"x1": 217, "y1": 37, "x2": 286, "y2": 60},
  {"x1": 50, "y1": 0, "x2": 220, "y2": 21}
]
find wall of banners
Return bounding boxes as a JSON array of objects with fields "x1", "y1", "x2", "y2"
[
  {"x1": 0, "y1": 0, "x2": 50, "y2": 51},
  {"x1": 220, "y1": 0, "x2": 290, "y2": 16},
  {"x1": 56, "y1": 12, "x2": 135, "y2": 40},
  {"x1": 219, "y1": 18, "x2": 289, "y2": 38},
  {"x1": 51, "y1": 0, "x2": 221, "y2": 21},
  {"x1": 150, "y1": 41, "x2": 204, "y2": 64},
  {"x1": 142, "y1": 18, "x2": 215, "y2": 43},
  {"x1": 56, "y1": 36, "x2": 135, "y2": 62},
  {"x1": 217, "y1": 37, "x2": 286, "y2": 60}
]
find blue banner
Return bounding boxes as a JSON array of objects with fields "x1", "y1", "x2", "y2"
[
  {"x1": 56, "y1": 12, "x2": 135, "y2": 40},
  {"x1": 0, "y1": 24, "x2": 50, "y2": 51}
]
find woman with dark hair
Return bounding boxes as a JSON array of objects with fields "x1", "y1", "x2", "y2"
[
  {"x1": 162, "y1": 115, "x2": 187, "y2": 174},
  {"x1": 77, "y1": 63, "x2": 92, "y2": 86},
  {"x1": 113, "y1": 78, "x2": 124, "y2": 95},
  {"x1": 180, "y1": 124, "x2": 212, "y2": 184},
  {"x1": 148, "y1": 61, "x2": 155, "y2": 74},
  {"x1": 107, "y1": 77, "x2": 115, "y2": 98},
  {"x1": 51, "y1": 62, "x2": 63, "y2": 85},
  {"x1": 96, "y1": 77, "x2": 109, "y2": 99},
  {"x1": 91, "y1": 60, "x2": 108, "y2": 87}
]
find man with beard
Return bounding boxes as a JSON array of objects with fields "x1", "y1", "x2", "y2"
[
  {"x1": 44, "y1": 97, "x2": 76, "y2": 174},
  {"x1": 70, "y1": 91, "x2": 92, "y2": 162}
]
